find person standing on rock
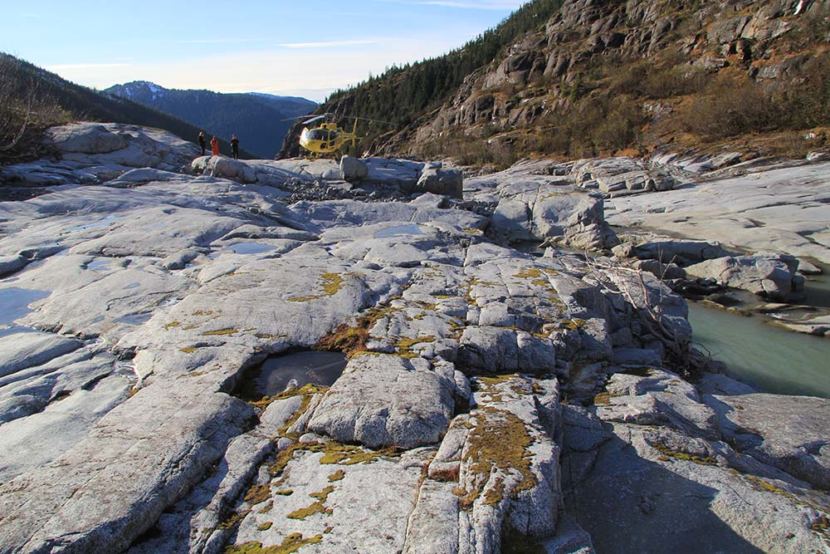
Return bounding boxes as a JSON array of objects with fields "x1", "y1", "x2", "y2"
[
  {"x1": 198, "y1": 130, "x2": 207, "y2": 156},
  {"x1": 210, "y1": 135, "x2": 220, "y2": 157},
  {"x1": 230, "y1": 134, "x2": 239, "y2": 160}
]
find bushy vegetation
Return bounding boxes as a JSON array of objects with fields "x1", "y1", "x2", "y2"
[
  {"x1": 0, "y1": 55, "x2": 70, "y2": 163},
  {"x1": 681, "y1": 55, "x2": 830, "y2": 140}
]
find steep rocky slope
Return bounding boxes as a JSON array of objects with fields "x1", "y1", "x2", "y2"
[
  {"x1": 286, "y1": 0, "x2": 830, "y2": 164},
  {"x1": 0, "y1": 123, "x2": 829, "y2": 553}
]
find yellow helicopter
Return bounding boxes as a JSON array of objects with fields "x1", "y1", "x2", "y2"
[
  {"x1": 288, "y1": 113, "x2": 389, "y2": 157},
  {"x1": 297, "y1": 114, "x2": 359, "y2": 156}
]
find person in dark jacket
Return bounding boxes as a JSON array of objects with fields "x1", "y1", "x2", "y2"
[
  {"x1": 230, "y1": 134, "x2": 240, "y2": 160},
  {"x1": 198, "y1": 130, "x2": 207, "y2": 156}
]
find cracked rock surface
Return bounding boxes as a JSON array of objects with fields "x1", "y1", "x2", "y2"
[{"x1": 0, "y1": 123, "x2": 827, "y2": 553}]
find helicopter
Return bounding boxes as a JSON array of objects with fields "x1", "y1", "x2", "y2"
[
  {"x1": 297, "y1": 113, "x2": 358, "y2": 156},
  {"x1": 288, "y1": 113, "x2": 389, "y2": 157}
]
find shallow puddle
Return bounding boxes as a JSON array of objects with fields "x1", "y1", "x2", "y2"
[
  {"x1": 374, "y1": 224, "x2": 424, "y2": 239},
  {"x1": 67, "y1": 214, "x2": 122, "y2": 233},
  {"x1": 239, "y1": 350, "x2": 348, "y2": 399},
  {"x1": 85, "y1": 258, "x2": 113, "y2": 272},
  {"x1": 227, "y1": 242, "x2": 277, "y2": 255},
  {"x1": 688, "y1": 301, "x2": 830, "y2": 398},
  {"x1": 0, "y1": 287, "x2": 50, "y2": 326},
  {"x1": 115, "y1": 313, "x2": 153, "y2": 326}
]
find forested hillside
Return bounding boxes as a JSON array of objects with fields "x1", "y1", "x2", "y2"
[
  {"x1": 282, "y1": 0, "x2": 830, "y2": 166},
  {"x1": 0, "y1": 53, "x2": 251, "y2": 163},
  {"x1": 280, "y1": 0, "x2": 564, "y2": 157}
]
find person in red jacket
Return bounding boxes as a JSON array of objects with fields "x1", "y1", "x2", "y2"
[{"x1": 210, "y1": 135, "x2": 220, "y2": 156}]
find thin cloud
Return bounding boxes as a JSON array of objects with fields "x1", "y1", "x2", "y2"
[{"x1": 279, "y1": 39, "x2": 380, "y2": 49}]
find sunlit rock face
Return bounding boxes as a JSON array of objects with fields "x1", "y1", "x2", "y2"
[{"x1": 0, "y1": 122, "x2": 827, "y2": 554}]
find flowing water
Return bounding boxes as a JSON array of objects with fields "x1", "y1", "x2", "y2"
[{"x1": 688, "y1": 302, "x2": 830, "y2": 398}]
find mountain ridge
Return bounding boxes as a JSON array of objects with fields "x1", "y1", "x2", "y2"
[
  {"x1": 0, "y1": 53, "x2": 253, "y2": 163},
  {"x1": 105, "y1": 81, "x2": 317, "y2": 158}
]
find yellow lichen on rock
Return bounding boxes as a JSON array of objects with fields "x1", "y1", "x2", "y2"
[
  {"x1": 287, "y1": 272, "x2": 344, "y2": 302},
  {"x1": 286, "y1": 485, "x2": 335, "y2": 520},
  {"x1": 396, "y1": 336, "x2": 435, "y2": 358},
  {"x1": 201, "y1": 328, "x2": 239, "y2": 336},
  {"x1": 244, "y1": 484, "x2": 272, "y2": 506},
  {"x1": 455, "y1": 405, "x2": 537, "y2": 509},
  {"x1": 225, "y1": 533, "x2": 323, "y2": 554}
]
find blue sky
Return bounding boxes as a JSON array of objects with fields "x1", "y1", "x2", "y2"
[{"x1": 1, "y1": 0, "x2": 526, "y2": 101}]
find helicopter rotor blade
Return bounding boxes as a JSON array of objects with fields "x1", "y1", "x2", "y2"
[
  {"x1": 302, "y1": 115, "x2": 329, "y2": 125},
  {"x1": 281, "y1": 114, "x2": 317, "y2": 122},
  {"x1": 281, "y1": 113, "x2": 332, "y2": 123}
]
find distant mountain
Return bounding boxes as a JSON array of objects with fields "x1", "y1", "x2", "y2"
[
  {"x1": 105, "y1": 82, "x2": 317, "y2": 158},
  {"x1": 0, "y1": 53, "x2": 251, "y2": 163}
]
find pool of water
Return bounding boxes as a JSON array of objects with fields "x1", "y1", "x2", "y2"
[
  {"x1": 85, "y1": 258, "x2": 113, "y2": 272},
  {"x1": 227, "y1": 242, "x2": 277, "y2": 255},
  {"x1": 802, "y1": 264, "x2": 830, "y2": 309},
  {"x1": 115, "y1": 313, "x2": 153, "y2": 326},
  {"x1": 0, "y1": 287, "x2": 50, "y2": 338},
  {"x1": 68, "y1": 214, "x2": 122, "y2": 233},
  {"x1": 0, "y1": 287, "x2": 50, "y2": 326},
  {"x1": 239, "y1": 351, "x2": 348, "y2": 399},
  {"x1": 374, "y1": 224, "x2": 424, "y2": 239},
  {"x1": 688, "y1": 301, "x2": 830, "y2": 398}
]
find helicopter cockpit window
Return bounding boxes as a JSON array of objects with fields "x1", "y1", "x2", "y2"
[
  {"x1": 307, "y1": 129, "x2": 327, "y2": 141},
  {"x1": 329, "y1": 130, "x2": 339, "y2": 140}
]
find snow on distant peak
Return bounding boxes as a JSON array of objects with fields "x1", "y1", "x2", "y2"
[{"x1": 117, "y1": 81, "x2": 167, "y2": 101}]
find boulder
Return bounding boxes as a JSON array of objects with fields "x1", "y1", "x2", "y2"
[
  {"x1": 192, "y1": 156, "x2": 257, "y2": 184},
  {"x1": 307, "y1": 354, "x2": 456, "y2": 449},
  {"x1": 339, "y1": 155, "x2": 369, "y2": 182},
  {"x1": 685, "y1": 254, "x2": 800, "y2": 300},
  {"x1": 571, "y1": 157, "x2": 675, "y2": 197},
  {"x1": 46, "y1": 123, "x2": 128, "y2": 154},
  {"x1": 632, "y1": 259, "x2": 686, "y2": 280},
  {"x1": 414, "y1": 165, "x2": 463, "y2": 199},
  {"x1": 631, "y1": 239, "x2": 733, "y2": 266}
]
